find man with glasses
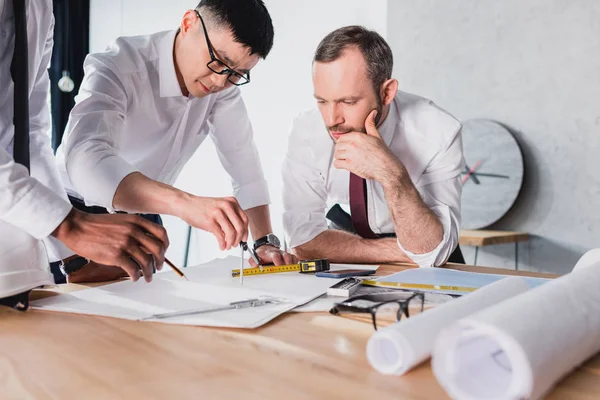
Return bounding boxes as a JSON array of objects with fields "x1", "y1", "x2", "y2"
[
  {"x1": 282, "y1": 26, "x2": 465, "y2": 268},
  {"x1": 55, "y1": 0, "x2": 295, "y2": 282}
]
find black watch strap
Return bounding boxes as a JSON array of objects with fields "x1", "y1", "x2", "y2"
[
  {"x1": 253, "y1": 233, "x2": 280, "y2": 251},
  {"x1": 59, "y1": 256, "x2": 90, "y2": 276}
]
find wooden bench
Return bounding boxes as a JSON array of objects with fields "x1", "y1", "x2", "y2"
[{"x1": 459, "y1": 230, "x2": 529, "y2": 270}]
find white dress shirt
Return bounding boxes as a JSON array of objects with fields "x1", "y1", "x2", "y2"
[
  {"x1": 56, "y1": 30, "x2": 270, "y2": 212},
  {"x1": 282, "y1": 91, "x2": 464, "y2": 267},
  {"x1": 0, "y1": 0, "x2": 73, "y2": 263}
]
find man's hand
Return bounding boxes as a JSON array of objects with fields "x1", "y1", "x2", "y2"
[
  {"x1": 333, "y1": 110, "x2": 408, "y2": 185},
  {"x1": 52, "y1": 209, "x2": 169, "y2": 282},
  {"x1": 66, "y1": 262, "x2": 127, "y2": 283},
  {"x1": 180, "y1": 195, "x2": 249, "y2": 251},
  {"x1": 113, "y1": 173, "x2": 248, "y2": 251},
  {"x1": 250, "y1": 245, "x2": 298, "y2": 268}
]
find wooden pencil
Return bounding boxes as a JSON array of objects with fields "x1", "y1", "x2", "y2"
[{"x1": 164, "y1": 257, "x2": 188, "y2": 281}]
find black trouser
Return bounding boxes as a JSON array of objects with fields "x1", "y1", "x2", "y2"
[
  {"x1": 49, "y1": 196, "x2": 164, "y2": 284},
  {"x1": 325, "y1": 204, "x2": 465, "y2": 264},
  {"x1": 0, "y1": 290, "x2": 31, "y2": 311}
]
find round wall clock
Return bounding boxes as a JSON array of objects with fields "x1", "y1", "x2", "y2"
[{"x1": 460, "y1": 119, "x2": 524, "y2": 230}]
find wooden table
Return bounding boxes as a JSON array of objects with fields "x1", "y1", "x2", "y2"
[
  {"x1": 1, "y1": 264, "x2": 598, "y2": 400},
  {"x1": 460, "y1": 229, "x2": 530, "y2": 269}
]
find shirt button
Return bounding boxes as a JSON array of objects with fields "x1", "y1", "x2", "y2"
[{"x1": 1, "y1": 31, "x2": 6, "y2": 37}]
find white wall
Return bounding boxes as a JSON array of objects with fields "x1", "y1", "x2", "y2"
[
  {"x1": 90, "y1": 0, "x2": 387, "y2": 266},
  {"x1": 387, "y1": 0, "x2": 600, "y2": 274}
]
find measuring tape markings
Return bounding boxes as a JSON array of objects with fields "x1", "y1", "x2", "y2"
[{"x1": 231, "y1": 259, "x2": 329, "y2": 278}]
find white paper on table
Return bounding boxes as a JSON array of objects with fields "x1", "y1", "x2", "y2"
[
  {"x1": 366, "y1": 276, "x2": 534, "y2": 376},
  {"x1": 31, "y1": 256, "x2": 341, "y2": 329},
  {"x1": 432, "y1": 252, "x2": 600, "y2": 400}
]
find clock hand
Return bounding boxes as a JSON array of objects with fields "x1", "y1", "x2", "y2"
[
  {"x1": 462, "y1": 160, "x2": 483, "y2": 185},
  {"x1": 470, "y1": 172, "x2": 510, "y2": 179},
  {"x1": 462, "y1": 165, "x2": 480, "y2": 184},
  {"x1": 461, "y1": 166, "x2": 480, "y2": 184}
]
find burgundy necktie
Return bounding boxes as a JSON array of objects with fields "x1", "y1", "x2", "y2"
[
  {"x1": 349, "y1": 173, "x2": 378, "y2": 239},
  {"x1": 11, "y1": 0, "x2": 30, "y2": 172}
]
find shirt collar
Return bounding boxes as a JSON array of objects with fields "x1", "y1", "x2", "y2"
[
  {"x1": 377, "y1": 96, "x2": 399, "y2": 147},
  {"x1": 158, "y1": 30, "x2": 184, "y2": 98}
]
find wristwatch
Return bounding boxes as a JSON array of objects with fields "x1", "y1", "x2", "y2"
[
  {"x1": 59, "y1": 255, "x2": 90, "y2": 276},
  {"x1": 253, "y1": 233, "x2": 281, "y2": 251}
]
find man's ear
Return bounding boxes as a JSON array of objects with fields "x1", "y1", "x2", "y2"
[
  {"x1": 380, "y1": 78, "x2": 399, "y2": 106},
  {"x1": 180, "y1": 10, "x2": 197, "y2": 35}
]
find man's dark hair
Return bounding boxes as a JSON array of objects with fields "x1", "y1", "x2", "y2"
[
  {"x1": 197, "y1": 0, "x2": 274, "y2": 59},
  {"x1": 314, "y1": 26, "x2": 393, "y2": 93}
]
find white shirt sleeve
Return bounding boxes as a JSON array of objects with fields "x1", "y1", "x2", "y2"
[
  {"x1": 208, "y1": 87, "x2": 270, "y2": 210},
  {"x1": 27, "y1": 12, "x2": 73, "y2": 260},
  {"x1": 397, "y1": 131, "x2": 464, "y2": 267},
  {"x1": 0, "y1": 151, "x2": 72, "y2": 241},
  {"x1": 282, "y1": 117, "x2": 329, "y2": 248},
  {"x1": 62, "y1": 55, "x2": 139, "y2": 211},
  {"x1": 0, "y1": 4, "x2": 72, "y2": 251}
]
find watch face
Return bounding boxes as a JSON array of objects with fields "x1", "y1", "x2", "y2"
[
  {"x1": 460, "y1": 119, "x2": 524, "y2": 229},
  {"x1": 268, "y1": 234, "x2": 280, "y2": 248}
]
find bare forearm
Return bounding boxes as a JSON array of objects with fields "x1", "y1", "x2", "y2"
[
  {"x1": 113, "y1": 173, "x2": 253, "y2": 251},
  {"x1": 292, "y1": 230, "x2": 414, "y2": 264},
  {"x1": 112, "y1": 172, "x2": 189, "y2": 217},
  {"x1": 245, "y1": 204, "x2": 272, "y2": 240},
  {"x1": 381, "y1": 164, "x2": 443, "y2": 254}
]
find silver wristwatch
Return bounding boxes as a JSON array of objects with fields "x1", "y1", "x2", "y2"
[{"x1": 253, "y1": 233, "x2": 281, "y2": 251}]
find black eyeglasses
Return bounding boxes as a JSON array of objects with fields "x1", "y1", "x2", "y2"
[
  {"x1": 194, "y1": 10, "x2": 250, "y2": 86},
  {"x1": 330, "y1": 292, "x2": 425, "y2": 330}
]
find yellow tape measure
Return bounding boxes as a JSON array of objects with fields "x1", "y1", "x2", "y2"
[
  {"x1": 231, "y1": 259, "x2": 330, "y2": 278},
  {"x1": 361, "y1": 279, "x2": 477, "y2": 293}
]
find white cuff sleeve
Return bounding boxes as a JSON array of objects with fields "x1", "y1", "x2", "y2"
[
  {"x1": 2, "y1": 178, "x2": 73, "y2": 240},
  {"x1": 67, "y1": 151, "x2": 138, "y2": 211},
  {"x1": 43, "y1": 236, "x2": 75, "y2": 262},
  {"x1": 396, "y1": 204, "x2": 458, "y2": 268},
  {"x1": 234, "y1": 179, "x2": 270, "y2": 210},
  {"x1": 283, "y1": 210, "x2": 329, "y2": 249}
]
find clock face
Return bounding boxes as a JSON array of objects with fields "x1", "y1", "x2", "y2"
[{"x1": 460, "y1": 119, "x2": 524, "y2": 229}]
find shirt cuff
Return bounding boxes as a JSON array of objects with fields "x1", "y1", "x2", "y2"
[
  {"x1": 234, "y1": 179, "x2": 270, "y2": 210},
  {"x1": 2, "y1": 180, "x2": 73, "y2": 240},
  {"x1": 283, "y1": 211, "x2": 329, "y2": 249},
  {"x1": 69, "y1": 153, "x2": 138, "y2": 212},
  {"x1": 43, "y1": 236, "x2": 75, "y2": 262},
  {"x1": 396, "y1": 205, "x2": 453, "y2": 268}
]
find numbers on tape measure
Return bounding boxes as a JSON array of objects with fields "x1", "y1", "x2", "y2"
[
  {"x1": 231, "y1": 259, "x2": 329, "y2": 278},
  {"x1": 231, "y1": 264, "x2": 300, "y2": 277}
]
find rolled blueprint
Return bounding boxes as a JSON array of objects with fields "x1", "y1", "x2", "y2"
[
  {"x1": 432, "y1": 250, "x2": 600, "y2": 400},
  {"x1": 366, "y1": 276, "x2": 532, "y2": 375}
]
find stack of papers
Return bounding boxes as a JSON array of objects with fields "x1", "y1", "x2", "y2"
[{"x1": 32, "y1": 256, "x2": 342, "y2": 329}]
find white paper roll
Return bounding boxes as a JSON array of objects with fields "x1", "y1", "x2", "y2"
[
  {"x1": 573, "y1": 248, "x2": 600, "y2": 271},
  {"x1": 432, "y1": 251, "x2": 600, "y2": 400},
  {"x1": 366, "y1": 276, "x2": 532, "y2": 375}
]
